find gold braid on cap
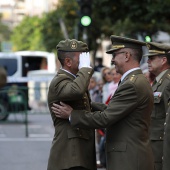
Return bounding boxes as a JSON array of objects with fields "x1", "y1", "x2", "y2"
[
  {"x1": 112, "y1": 45, "x2": 125, "y2": 48},
  {"x1": 149, "y1": 50, "x2": 165, "y2": 54}
]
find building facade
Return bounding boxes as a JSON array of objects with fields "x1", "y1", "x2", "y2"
[{"x1": 0, "y1": 0, "x2": 58, "y2": 28}]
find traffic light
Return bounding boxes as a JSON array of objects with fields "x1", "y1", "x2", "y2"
[
  {"x1": 79, "y1": 0, "x2": 92, "y2": 27},
  {"x1": 145, "y1": 35, "x2": 151, "y2": 42}
]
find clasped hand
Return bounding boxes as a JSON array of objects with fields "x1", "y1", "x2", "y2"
[{"x1": 51, "y1": 102, "x2": 73, "y2": 119}]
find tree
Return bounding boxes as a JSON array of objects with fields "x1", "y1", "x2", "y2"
[
  {"x1": 11, "y1": 16, "x2": 45, "y2": 51},
  {"x1": 41, "y1": 0, "x2": 79, "y2": 52},
  {"x1": 91, "y1": 0, "x2": 170, "y2": 40},
  {"x1": 10, "y1": 0, "x2": 170, "y2": 54},
  {"x1": 0, "y1": 14, "x2": 12, "y2": 51}
]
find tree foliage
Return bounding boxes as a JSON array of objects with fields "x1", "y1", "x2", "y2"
[
  {"x1": 10, "y1": 0, "x2": 170, "y2": 53},
  {"x1": 11, "y1": 16, "x2": 45, "y2": 51},
  {"x1": 91, "y1": 0, "x2": 170, "y2": 39},
  {"x1": 41, "y1": 0, "x2": 79, "y2": 52},
  {"x1": 0, "y1": 14, "x2": 12, "y2": 51}
]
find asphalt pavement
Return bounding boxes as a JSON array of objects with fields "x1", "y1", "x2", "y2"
[{"x1": 0, "y1": 113, "x2": 106, "y2": 170}]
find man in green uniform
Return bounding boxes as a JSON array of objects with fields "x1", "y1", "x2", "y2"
[
  {"x1": 53, "y1": 35, "x2": 155, "y2": 170},
  {"x1": 143, "y1": 42, "x2": 170, "y2": 170},
  {"x1": 163, "y1": 98, "x2": 170, "y2": 170},
  {"x1": 47, "y1": 39, "x2": 96, "y2": 170}
]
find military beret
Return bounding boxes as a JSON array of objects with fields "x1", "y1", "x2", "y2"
[
  {"x1": 56, "y1": 39, "x2": 89, "y2": 52},
  {"x1": 106, "y1": 35, "x2": 146, "y2": 54},
  {"x1": 143, "y1": 42, "x2": 170, "y2": 57}
]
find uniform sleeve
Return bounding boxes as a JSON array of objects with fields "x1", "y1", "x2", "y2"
[
  {"x1": 52, "y1": 68, "x2": 93, "y2": 101},
  {"x1": 91, "y1": 102, "x2": 107, "y2": 112},
  {"x1": 163, "y1": 81, "x2": 170, "y2": 112},
  {"x1": 71, "y1": 83, "x2": 138, "y2": 129},
  {"x1": 163, "y1": 105, "x2": 170, "y2": 170}
]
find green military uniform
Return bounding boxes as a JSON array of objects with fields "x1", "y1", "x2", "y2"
[
  {"x1": 163, "y1": 99, "x2": 170, "y2": 170},
  {"x1": 0, "y1": 67, "x2": 7, "y2": 88},
  {"x1": 47, "y1": 39, "x2": 96, "y2": 170},
  {"x1": 144, "y1": 42, "x2": 170, "y2": 170},
  {"x1": 69, "y1": 36, "x2": 155, "y2": 170}
]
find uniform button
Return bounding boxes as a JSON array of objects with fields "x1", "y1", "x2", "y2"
[
  {"x1": 166, "y1": 112, "x2": 168, "y2": 115},
  {"x1": 84, "y1": 96, "x2": 86, "y2": 99},
  {"x1": 162, "y1": 156, "x2": 163, "y2": 160},
  {"x1": 164, "y1": 132, "x2": 166, "y2": 135},
  {"x1": 164, "y1": 122, "x2": 166, "y2": 126},
  {"x1": 112, "y1": 148, "x2": 114, "y2": 150},
  {"x1": 77, "y1": 128, "x2": 79, "y2": 130},
  {"x1": 160, "y1": 136, "x2": 162, "y2": 139},
  {"x1": 88, "y1": 72, "x2": 90, "y2": 74}
]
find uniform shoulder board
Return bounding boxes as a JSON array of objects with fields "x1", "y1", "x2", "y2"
[
  {"x1": 129, "y1": 75, "x2": 137, "y2": 83},
  {"x1": 167, "y1": 73, "x2": 170, "y2": 80},
  {"x1": 57, "y1": 73, "x2": 66, "y2": 77}
]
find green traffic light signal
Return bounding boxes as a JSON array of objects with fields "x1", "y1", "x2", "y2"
[
  {"x1": 81, "y1": 16, "x2": 91, "y2": 26},
  {"x1": 145, "y1": 36, "x2": 151, "y2": 42}
]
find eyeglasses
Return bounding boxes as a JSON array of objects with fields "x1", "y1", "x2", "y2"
[{"x1": 112, "y1": 51, "x2": 126, "y2": 58}]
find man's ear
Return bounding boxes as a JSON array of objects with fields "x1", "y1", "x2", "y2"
[
  {"x1": 125, "y1": 52, "x2": 130, "y2": 61},
  {"x1": 162, "y1": 56, "x2": 167, "y2": 65},
  {"x1": 64, "y1": 58, "x2": 72, "y2": 67}
]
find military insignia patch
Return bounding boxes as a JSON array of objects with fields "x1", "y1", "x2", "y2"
[
  {"x1": 112, "y1": 45, "x2": 125, "y2": 48},
  {"x1": 70, "y1": 41, "x2": 77, "y2": 49}
]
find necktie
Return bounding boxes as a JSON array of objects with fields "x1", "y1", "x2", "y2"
[{"x1": 118, "y1": 80, "x2": 121, "y2": 86}]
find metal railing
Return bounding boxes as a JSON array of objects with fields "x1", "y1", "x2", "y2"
[{"x1": 0, "y1": 85, "x2": 50, "y2": 137}]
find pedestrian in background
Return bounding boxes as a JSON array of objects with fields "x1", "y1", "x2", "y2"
[
  {"x1": 53, "y1": 35, "x2": 155, "y2": 170},
  {"x1": 144, "y1": 42, "x2": 170, "y2": 170},
  {"x1": 101, "y1": 66, "x2": 114, "y2": 104},
  {"x1": 105, "y1": 67, "x2": 122, "y2": 104},
  {"x1": 88, "y1": 75, "x2": 102, "y2": 103},
  {"x1": 94, "y1": 58, "x2": 104, "y2": 72},
  {"x1": 47, "y1": 39, "x2": 96, "y2": 170}
]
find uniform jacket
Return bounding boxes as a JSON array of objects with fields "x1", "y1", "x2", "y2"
[
  {"x1": 47, "y1": 68, "x2": 96, "y2": 170},
  {"x1": 162, "y1": 99, "x2": 170, "y2": 170},
  {"x1": 71, "y1": 69, "x2": 155, "y2": 170},
  {"x1": 150, "y1": 69, "x2": 170, "y2": 169}
]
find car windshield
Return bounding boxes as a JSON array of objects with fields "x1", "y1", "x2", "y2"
[{"x1": 0, "y1": 58, "x2": 17, "y2": 76}]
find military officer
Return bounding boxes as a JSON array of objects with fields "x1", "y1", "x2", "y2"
[
  {"x1": 47, "y1": 39, "x2": 96, "y2": 170},
  {"x1": 162, "y1": 98, "x2": 170, "y2": 170},
  {"x1": 143, "y1": 42, "x2": 170, "y2": 170},
  {"x1": 53, "y1": 35, "x2": 155, "y2": 170}
]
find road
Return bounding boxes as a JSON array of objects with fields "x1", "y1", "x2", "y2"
[{"x1": 0, "y1": 113, "x2": 106, "y2": 170}]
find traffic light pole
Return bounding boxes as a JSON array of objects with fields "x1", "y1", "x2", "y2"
[{"x1": 82, "y1": 27, "x2": 88, "y2": 45}]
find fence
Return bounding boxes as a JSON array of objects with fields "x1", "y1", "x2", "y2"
[{"x1": 0, "y1": 85, "x2": 50, "y2": 137}]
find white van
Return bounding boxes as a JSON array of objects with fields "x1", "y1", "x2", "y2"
[{"x1": 0, "y1": 51, "x2": 57, "y2": 120}]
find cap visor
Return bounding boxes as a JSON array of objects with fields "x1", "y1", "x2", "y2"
[{"x1": 143, "y1": 53, "x2": 159, "y2": 57}]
